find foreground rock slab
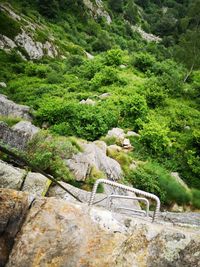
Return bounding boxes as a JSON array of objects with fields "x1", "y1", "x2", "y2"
[
  {"x1": 0, "y1": 189, "x2": 33, "y2": 267},
  {"x1": 2, "y1": 189, "x2": 199, "y2": 267}
]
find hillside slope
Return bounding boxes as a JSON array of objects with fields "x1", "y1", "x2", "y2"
[{"x1": 0, "y1": 0, "x2": 199, "y2": 209}]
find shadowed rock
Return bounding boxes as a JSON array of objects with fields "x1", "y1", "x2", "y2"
[{"x1": 0, "y1": 189, "x2": 33, "y2": 267}]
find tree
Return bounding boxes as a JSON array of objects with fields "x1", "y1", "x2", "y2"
[
  {"x1": 108, "y1": 0, "x2": 123, "y2": 13},
  {"x1": 175, "y1": 0, "x2": 200, "y2": 81},
  {"x1": 37, "y1": 0, "x2": 59, "y2": 18}
]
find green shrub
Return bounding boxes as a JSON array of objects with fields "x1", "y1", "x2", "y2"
[
  {"x1": 90, "y1": 67, "x2": 121, "y2": 89},
  {"x1": 132, "y1": 52, "x2": 156, "y2": 73},
  {"x1": 142, "y1": 78, "x2": 167, "y2": 108},
  {"x1": 25, "y1": 63, "x2": 50, "y2": 78},
  {"x1": 126, "y1": 161, "x2": 191, "y2": 205},
  {"x1": 104, "y1": 49, "x2": 123, "y2": 66},
  {"x1": 139, "y1": 121, "x2": 171, "y2": 155},
  {"x1": 27, "y1": 130, "x2": 80, "y2": 181},
  {"x1": 0, "y1": 116, "x2": 21, "y2": 127},
  {"x1": 36, "y1": 99, "x2": 119, "y2": 140},
  {"x1": 191, "y1": 189, "x2": 200, "y2": 209},
  {"x1": 118, "y1": 94, "x2": 148, "y2": 129},
  {"x1": 0, "y1": 11, "x2": 21, "y2": 38}
]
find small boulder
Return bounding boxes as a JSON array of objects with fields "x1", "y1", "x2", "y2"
[
  {"x1": 98, "y1": 93, "x2": 111, "y2": 99},
  {"x1": 106, "y1": 127, "x2": 125, "y2": 141},
  {"x1": 80, "y1": 98, "x2": 96, "y2": 105},
  {"x1": 126, "y1": 131, "x2": 140, "y2": 137},
  {"x1": 0, "y1": 160, "x2": 26, "y2": 190},
  {"x1": 22, "y1": 172, "x2": 51, "y2": 196},
  {"x1": 122, "y1": 138, "x2": 133, "y2": 150},
  {"x1": 0, "y1": 82, "x2": 7, "y2": 88}
]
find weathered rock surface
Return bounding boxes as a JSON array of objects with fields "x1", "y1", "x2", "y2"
[
  {"x1": 48, "y1": 181, "x2": 141, "y2": 211},
  {"x1": 0, "y1": 121, "x2": 39, "y2": 150},
  {"x1": 0, "y1": 189, "x2": 33, "y2": 267},
  {"x1": 0, "y1": 94, "x2": 32, "y2": 120},
  {"x1": 2, "y1": 188, "x2": 199, "y2": 267},
  {"x1": 66, "y1": 142, "x2": 122, "y2": 181},
  {"x1": 0, "y1": 160, "x2": 26, "y2": 190},
  {"x1": 83, "y1": 0, "x2": 112, "y2": 24},
  {"x1": 22, "y1": 172, "x2": 51, "y2": 197}
]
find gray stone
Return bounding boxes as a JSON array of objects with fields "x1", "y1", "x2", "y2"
[
  {"x1": 106, "y1": 127, "x2": 125, "y2": 141},
  {"x1": 98, "y1": 92, "x2": 111, "y2": 99},
  {"x1": 5, "y1": 189, "x2": 200, "y2": 267},
  {"x1": 66, "y1": 142, "x2": 122, "y2": 181},
  {"x1": 0, "y1": 94, "x2": 32, "y2": 120},
  {"x1": 93, "y1": 140, "x2": 107, "y2": 154},
  {"x1": 126, "y1": 130, "x2": 140, "y2": 137},
  {"x1": 22, "y1": 172, "x2": 51, "y2": 196},
  {"x1": 119, "y1": 64, "x2": 126, "y2": 69},
  {"x1": 0, "y1": 82, "x2": 7, "y2": 88},
  {"x1": 83, "y1": 0, "x2": 112, "y2": 24},
  {"x1": 79, "y1": 98, "x2": 96, "y2": 105},
  {"x1": 0, "y1": 34, "x2": 16, "y2": 50},
  {"x1": 0, "y1": 160, "x2": 26, "y2": 190},
  {"x1": 0, "y1": 121, "x2": 39, "y2": 150},
  {"x1": 85, "y1": 51, "x2": 94, "y2": 59},
  {"x1": 122, "y1": 138, "x2": 132, "y2": 149}
]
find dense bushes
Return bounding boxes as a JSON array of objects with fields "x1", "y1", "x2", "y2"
[
  {"x1": 36, "y1": 99, "x2": 119, "y2": 140},
  {"x1": 27, "y1": 130, "x2": 80, "y2": 181},
  {"x1": 127, "y1": 161, "x2": 192, "y2": 206}
]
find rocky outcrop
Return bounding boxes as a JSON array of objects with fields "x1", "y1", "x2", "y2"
[
  {"x1": 15, "y1": 31, "x2": 58, "y2": 60},
  {"x1": 0, "y1": 160, "x2": 26, "y2": 190},
  {"x1": 83, "y1": 0, "x2": 112, "y2": 24},
  {"x1": 132, "y1": 25, "x2": 162, "y2": 43},
  {"x1": 0, "y1": 189, "x2": 33, "y2": 267},
  {"x1": 1, "y1": 189, "x2": 200, "y2": 267},
  {"x1": 66, "y1": 142, "x2": 122, "y2": 181},
  {"x1": 0, "y1": 4, "x2": 58, "y2": 60},
  {"x1": 0, "y1": 94, "x2": 32, "y2": 120},
  {"x1": 0, "y1": 121, "x2": 39, "y2": 150}
]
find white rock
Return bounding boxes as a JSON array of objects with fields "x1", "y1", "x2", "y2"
[
  {"x1": 15, "y1": 30, "x2": 44, "y2": 60},
  {"x1": 83, "y1": 0, "x2": 112, "y2": 24},
  {"x1": 132, "y1": 25, "x2": 162, "y2": 43},
  {"x1": 0, "y1": 82, "x2": 7, "y2": 88},
  {"x1": 93, "y1": 140, "x2": 107, "y2": 154},
  {"x1": 0, "y1": 34, "x2": 16, "y2": 50},
  {"x1": 119, "y1": 64, "x2": 126, "y2": 69},
  {"x1": 85, "y1": 51, "x2": 94, "y2": 59},
  {"x1": 79, "y1": 98, "x2": 96, "y2": 105},
  {"x1": 107, "y1": 128, "x2": 125, "y2": 140},
  {"x1": 98, "y1": 93, "x2": 111, "y2": 99}
]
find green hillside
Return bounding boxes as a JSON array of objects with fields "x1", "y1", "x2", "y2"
[{"x1": 0, "y1": 0, "x2": 199, "y2": 209}]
